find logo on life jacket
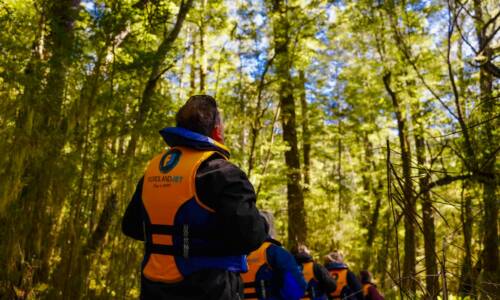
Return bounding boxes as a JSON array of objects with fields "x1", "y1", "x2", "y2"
[
  {"x1": 146, "y1": 149, "x2": 183, "y2": 188},
  {"x1": 160, "y1": 148, "x2": 181, "y2": 173}
]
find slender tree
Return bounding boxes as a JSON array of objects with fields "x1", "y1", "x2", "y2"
[
  {"x1": 383, "y1": 72, "x2": 416, "y2": 295},
  {"x1": 270, "y1": 0, "x2": 306, "y2": 248},
  {"x1": 472, "y1": 2, "x2": 499, "y2": 296}
]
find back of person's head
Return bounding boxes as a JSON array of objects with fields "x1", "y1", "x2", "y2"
[
  {"x1": 176, "y1": 95, "x2": 219, "y2": 136},
  {"x1": 259, "y1": 211, "x2": 277, "y2": 239},
  {"x1": 291, "y1": 244, "x2": 311, "y2": 257},
  {"x1": 324, "y1": 250, "x2": 344, "y2": 264},
  {"x1": 360, "y1": 270, "x2": 372, "y2": 284}
]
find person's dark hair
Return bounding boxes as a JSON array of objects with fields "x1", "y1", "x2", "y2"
[
  {"x1": 176, "y1": 95, "x2": 219, "y2": 136},
  {"x1": 290, "y1": 244, "x2": 310, "y2": 257},
  {"x1": 360, "y1": 270, "x2": 372, "y2": 284}
]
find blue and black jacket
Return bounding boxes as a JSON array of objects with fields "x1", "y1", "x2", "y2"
[
  {"x1": 294, "y1": 252, "x2": 337, "y2": 299},
  {"x1": 242, "y1": 238, "x2": 307, "y2": 300},
  {"x1": 324, "y1": 262, "x2": 363, "y2": 300},
  {"x1": 122, "y1": 127, "x2": 268, "y2": 300}
]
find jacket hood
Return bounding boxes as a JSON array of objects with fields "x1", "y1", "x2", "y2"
[
  {"x1": 159, "y1": 127, "x2": 230, "y2": 158},
  {"x1": 266, "y1": 237, "x2": 282, "y2": 247},
  {"x1": 325, "y1": 262, "x2": 348, "y2": 270},
  {"x1": 294, "y1": 252, "x2": 314, "y2": 264}
]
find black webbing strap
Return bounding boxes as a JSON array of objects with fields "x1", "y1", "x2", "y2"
[
  {"x1": 243, "y1": 292, "x2": 259, "y2": 299},
  {"x1": 242, "y1": 280, "x2": 272, "y2": 299},
  {"x1": 243, "y1": 280, "x2": 272, "y2": 289},
  {"x1": 304, "y1": 286, "x2": 317, "y2": 299},
  {"x1": 147, "y1": 224, "x2": 226, "y2": 258},
  {"x1": 303, "y1": 292, "x2": 315, "y2": 299},
  {"x1": 149, "y1": 244, "x2": 178, "y2": 255},
  {"x1": 148, "y1": 224, "x2": 213, "y2": 238},
  {"x1": 243, "y1": 281, "x2": 257, "y2": 288},
  {"x1": 148, "y1": 224, "x2": 175, "y2": 235},
  {"x1": 149, "y1": 244, "x2": 208, "y2": 256},
  {"x1": 148, "y1": 224, "x2": 191, "y2": 258},
  {"x1": 148, "y1": 242, "x2": 210, "y2": 257}
]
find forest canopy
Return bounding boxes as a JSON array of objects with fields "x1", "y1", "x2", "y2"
[{"x1": 0, "y1": 0, "x2": 498, "y2": 299}]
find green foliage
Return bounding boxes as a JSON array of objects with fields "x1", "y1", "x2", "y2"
[{"x1": 0, "y1": 0, "x2": 498, "y2": 299}]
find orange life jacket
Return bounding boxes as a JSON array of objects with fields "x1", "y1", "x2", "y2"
[
  {"x1": 141, "y1": 146, "x2": 247, "y2": 284},
  {"x1": 362, "y1": 283, "x2": 371, "y2": 297},
  {"x1": 328, "y1": 268, "x2": 348, "y2": 299},
  {"x1": 301, "y1": 261, "x2": 325, "y2": 299},
  {"x1": 241, "y1": 242, "x2": 273, "y2": 299}
]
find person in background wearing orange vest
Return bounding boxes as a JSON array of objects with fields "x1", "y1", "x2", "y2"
[
  {"x1": 324, "y1": 251, "x2": 363, "y2": 300},
  {"x1": 241, "y1": 211, "x2": 307, "y2": 300},
  {"x1": 359, "y1": 271, "x2": 384, "y2": 300},
  {"x1": 292, "y1": 245, "x2": 337, "y2": 300},
  {"x1": 122, "y1": 95, "x2": 268, "y2": 300}
]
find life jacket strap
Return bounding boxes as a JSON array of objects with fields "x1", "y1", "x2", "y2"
[
  {"x1": 149, "y1": 243, "x2": 214, "y2": 257},
  {"x1": 243, "y1": 280, "x2": 272, "y2": 299},
  {"x1": 149, "y1": 244, "x2": 179, "y2": 255},
  {"x1": 146, "y1": 224, "x2": 194, "y2": 258},
  {"x1": 148, "y1": 224, "x2": 216, "y2": 238},
  {"x1": 243, "y1": 282, "x2": 257, "y2": 288},
  {"x1": 243, "y1": 292, "x2": 260, "y2": 299},
  {"x1": 305, "y1": 286, "x2": 317, "y2": 299},
  {"x1": 243, "y1": 280, "x2": 273, "y2": 288},
  {"x1": 147, "y1": 223, "x2": 224, "y2": 258}
]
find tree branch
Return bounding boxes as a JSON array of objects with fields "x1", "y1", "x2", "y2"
[{"x1": 84, "y1": 193, "x2": 117, "y2": 255}]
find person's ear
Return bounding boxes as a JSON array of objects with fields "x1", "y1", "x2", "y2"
[{"x1": 211, "y1": 125, "x2": 224, "y2": 143}]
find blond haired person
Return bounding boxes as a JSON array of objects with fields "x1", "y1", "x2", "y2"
[{"x1": 324, "y1": 251, "x2": 363, "y2": 300}]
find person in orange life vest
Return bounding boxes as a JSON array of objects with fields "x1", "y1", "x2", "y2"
[
  {"x1": 122, "y1": 95, "x2": 268, "y2": 300},
  {"x1": 241, "y1": 211, "x2": 307, "y2": 300},
  {"x1": 324, "y1": 251, "x2": 363, "y2": 300},
  {"x1": 359, "y1": 271, "x2": 384, "y2": 300},
  {"x1": 292, "y1": 245, "x2": 337, "y2": 300}
]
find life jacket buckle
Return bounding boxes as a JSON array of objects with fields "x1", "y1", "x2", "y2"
[
  {"x1": 183, "y1": 224, "x2": 189, "y2": 259},
  {"x1": 260, "y1": 280, "x2": 266, "y2": 299}
]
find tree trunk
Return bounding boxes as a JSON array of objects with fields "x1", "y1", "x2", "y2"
[
  {"x1": 472, "y1": 1, "x2": 499, "y2": 295},
  {"x1": 364, "y1": 180, "x2": 382, "y2": 270},
  {"x1": 0, "y1": 3, "x2": 48, "y2": 212},
  {"x1": 0, "y1": 3, "x2": 50, "y2": 290},
  {"x1": 190, "y1": 32, "x2": 197, "y2": 95},
  {"x1": 236, "y1": 32, "x2": 247, "y2": 163},
  {"x1": 456, "y1": 13, "x2": 478, "y2": 297},
  {"x1": 377, "y1": 207, "x2": 392, "y2": 291},
  {"x1": 72, "y1": 193, "x2": 117, "y2": 299},
  {"x1": 361, "y1": 136, "x2": 375, "y2": 269},
  {"x1": 459, "y1": 181, "x2": 476, "y2": 298},
  {"x1": 383, "y1": 72, "x2": 416, "y2": 295},
  {"x1": 271, "y1": 0, "x2": 306, "y2": 249},
  {"x1": 299, "y1": 70, "x2": 311, "y2": 191},
  {"x1": 198, "y1": 0, "x2": 206, "y2": 93},
  {"x1": 16, "y1": 0, "x2": 81, "y2": 285},
  {"x1": 50, "y1": 193, "x2": 117, "y2": 299},
  {"x1": 415, "y1": 134, "x2": 439, "y2": 299},
  {"x1": 127, "y1": 0, "x2": 193, "y2": 156},
  {"x1": 247, "y1": 56, "x2": 274, "y2": 177},
  {"x1": 337, "y1": 121, "x2": 342, "y2": 215}
]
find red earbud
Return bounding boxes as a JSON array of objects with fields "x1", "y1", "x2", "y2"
[{"x1": 211, "y1": 125, "x2": 224, "y2": 144}]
